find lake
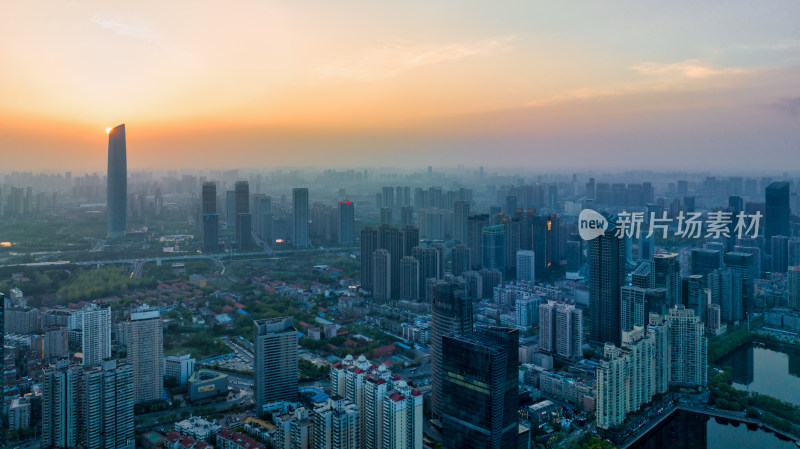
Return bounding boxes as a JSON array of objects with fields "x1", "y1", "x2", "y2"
[{"x1": 719, "y1": 343, "x2": 800, "y2": 405}]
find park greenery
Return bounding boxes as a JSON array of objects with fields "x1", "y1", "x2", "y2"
[
  {"x1": 56, "y1": 266, "x2": 156, "y2": 303},
  {"x1": 707, "y1": 316, "x2": 763, "y2": 364}
]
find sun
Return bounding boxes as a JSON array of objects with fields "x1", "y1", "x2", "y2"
[{"x1": 106, "y1": 127, "x2": 112, "y2": 134}]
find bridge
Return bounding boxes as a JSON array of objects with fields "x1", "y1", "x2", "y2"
[{"x1": 619, "y1": 403, "x2": 800, "y2": 448}]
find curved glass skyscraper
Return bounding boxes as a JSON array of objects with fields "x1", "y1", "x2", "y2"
[{"x1": 107, "y1": 124, "x2": 127, "y2": 238}]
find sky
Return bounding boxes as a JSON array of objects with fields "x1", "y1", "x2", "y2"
[{"x1": 2, "y1": 0, "x2": 799, "y2": 172}]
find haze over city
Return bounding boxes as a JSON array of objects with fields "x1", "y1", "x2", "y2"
[{"x1": 2, "y1": 0, "x2": 799, "y2": 171}]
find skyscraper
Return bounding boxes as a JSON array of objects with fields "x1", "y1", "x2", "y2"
[
  {"x1": 254, "y1": 317, "x2": 298, "y2": 413},
  {"x1": 42, "y1": 361, "x2": 82, "y2": 448},
  {"x1": 430, "y1": 282, "x2": 473, "y2": 422},
  {"x1": 516, "y1": 250, "x2": 535, "y2": 282},
  {"x1": 201, "y1": 182, "x2": 218, "y2": 252},
  {"x1": 80, "y1": 305, "x2": 111, "y2": 367},
  {"x1": 127, "y1": 309, "x2": 164, "y2": 404},
  {"x1": 765, "y1": 181, "x2": 790, "y2": 241},
  {"x1": 651, "y1": 253, "x2": 681, "y2": 306},
  {"x1": 666, "y1": 306, "x2": 707, "y2": 387},
  {"x1": 400, "y1": 256, "x2": 420, "y2": 302},
  {"x1": 467, "y1": 214, "x2": 490, "y2": 270},
  {"x1": 372, "y1": 249, "x2": 392, "y2": 301},
  {"x1": 481, "y1": 225, "x2": 506, "y2": 272},
  {"x1": 338, "y1": 201, "x2": 355, "y2": 246},
  {"x1": 361, "y1": 226, "x2": 379, "y2": 290},
  {"x1": 452, "y1": 201, "x2": 469, "y2": 244},
  {"x1": 590, "y1": 215, "x2": 625, "y2": 347},
  {"x1": 293, "y1": 187, "x2": 310, "y2": 248},
  {"x1": 83, "y1": 359, "x2": 135, "y2": 449},
  {"x1": 451, "y1": 244, "x2": 470, "y2": 278},
  {"x1": 772, "y1": 235, "x2": 789, "y2": 272},
  {"x1": 226, "y1": 190, "x2": 236, "y2": 229},
  {"x1": 235, "y1": 181, "x2": 251, "y2": 250},
  {"x1": 440, "y1": 326, "x2": 519, "y2": 449},
  {"x1": 106, "y1": 124, "x2": 127, "y2": 238}
]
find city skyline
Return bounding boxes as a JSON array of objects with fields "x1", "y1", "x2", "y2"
[{"x1": 2, "y1": 1, "x2": 799, "y2": 171}]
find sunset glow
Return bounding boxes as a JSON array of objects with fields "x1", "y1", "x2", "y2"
[{"x1": 1, "y1": 1, "x2": 799, "y2": 171}]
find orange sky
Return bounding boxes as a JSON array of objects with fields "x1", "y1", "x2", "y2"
[{"x1": 2, "y1": 1, "x2": 799, "y2": 171}]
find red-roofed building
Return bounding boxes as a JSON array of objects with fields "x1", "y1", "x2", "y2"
[
  {"x1": 164, "y1": 431, "x2": 210, "y2": 449},
  {"x1": 372, "y1": 343, "x2": 396, "y2": 359},
  {"x1": 216, "y1": 429, "x2": 265, "y2": 449}
]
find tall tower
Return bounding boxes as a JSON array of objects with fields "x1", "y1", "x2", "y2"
[
  {"x1": 201, "y1": 182, "x2": 218, "y2": 252},
  {"x1": 338, "y1": 201, "x2": 355, "y2": 246},
  {"x1": 765, "y1": 181, "x2": 790, "y2": 241},
  {"x1": 81, "y1": 305, "x2": 111, "y2": 367},
  {"x1": 430, "y1": 281, "x2": 473, "y2": 422},
  {"x1": 361, "y1": 227, "x2": 379, "y2": 290},
  {"x1": 589, "y1": 214, "x2": 625, "y2": 347},
  {"x1": 293, "y1": 187, "x2": 310, "y2": 248},
  {"x1": 235, "y1": 181, "x2": 251, "y2": 250},
  {"x1": 127, "y1": 309, "x2": 164, "y2": 404},
  {"x1": 440, "y1": 326, "x2": 519, "y2": 449},
  {"x1": 106, "y1": 124, "x2": 127, "y2": 238},
  {"x1": 254, "y1": 317, "x2": 298, "y2": 414},
  {"x1": 651, "y1": 253, "x2": 681, "y2": 306}
]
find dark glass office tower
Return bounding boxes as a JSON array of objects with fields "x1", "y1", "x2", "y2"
[
  {"x1": 337, "y1": 201, "x2": 354, "y2": 245},
  {"x1": 765, "y1": 181, "x2": 790, "y2": 242},
  {"x1": 430, "y1": 281, "x2": 473, "y2": 423},
  {"x1": 202, "y1": 182, "x2": 218, "y2": 252},
  {"x1": 589, "y1": 214, "x2": 625, "y2": 347},
  {"x1": 234, "y1": 181, "x2": 251, "y2": 250},
  {"x1": 293, "y1": 187, "x2": 310, "y2": 248},
  {"x1": 440, "y1": 326, "x2": 519, "y2": 449},
  {"x1": 106, "y1": 124, "x2": 127, "y2": 238}
]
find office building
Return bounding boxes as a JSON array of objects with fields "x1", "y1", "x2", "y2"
[
  {"x1": 164, "y1": 353, "x2": 195, "y2": 385},
  {"x1": 765, "y1": 181, "x2": 790, "y2": 241},
  {"x1": 516, "y1": 250, "x2": 535, "y2": 282},
  {"x1": 481, "y1": 225, "x2": 506, "y2": 273},
  {"x1": 293, "y1": 188, "x2": 310, "y2": 248},
  {"x1": 789, "y1": 266, "x2": 800, "y2": 309},
  {"x1": 430, "y1": 282, "x2": 473, "y2": 422},
  {"x1": 127, "y1": 309, "x2": 164, "y2": 403},
  {"x1": 651, "y1": 253, "x2": 681, "y2": 306},
  {"x1": 440, "y1": 326, "x2": 519, "y2": 449},
  {"x1": 254, "y1": 317, "x2": 298, "y2": 413},
  {"x1": 467, "y1": 214, "x2": 490, "y2": 270},
  {"x1": 202, "y1": 182, "x2": 218, "y2": 252},
  {"x1": 106, "y1": 124, "x2": 127, "y2": 238},
  {"x1": 772, "y1": 235, "x2": 789, "y2": 272},
  {"x1": 690, "y1": 248, "x2": 721, "y2": 276},
  {"x1": 235, "y1": 181, "x2": 251, "y2": 250},
  {"x1": 590, "y1": 215, "x2": 625, "y2": 346},
  {"x1": 451, "y1": 244, "x2": 470, "y2": 278},
  {"x1": 532, "y1": 215, "x2": 560, "y2": 278},
  {"x1": 338, "y1": 201, "x2": 355, "y2": 246}
]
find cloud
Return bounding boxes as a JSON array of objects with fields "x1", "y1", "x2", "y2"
[
  {"x1": 91, "y1": 15, "x2": 161, "y2": 42},
  {"x1": 629, "y1": 59, "x2": 743, "y2": 80},
  {"x1": 314, "y1": 36, "x2": 514, "y2": 82},
  {"x1": 767, "y1": 97, "x2": 800, "y2": 116},
  {"x1": 737, "y1": 40, "x2": 800, "y2": 51}
]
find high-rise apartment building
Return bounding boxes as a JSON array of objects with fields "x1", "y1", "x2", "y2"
[
  {"x1": 80, "y1": 304, "x2": 111, "y2": 367},
  {"x1": 106, "y1": 124, "x2": 127, "y2": 238},
  {"x1": 312, "y1": 396, "x2": 360, "y2": 449},
  {"x1": 254, "y1": 317, "x2": 298, "y2": 413},
  {"x1": 666, "y1": 306, "x2": 707, "y2": 387},
  {"x1": 372, "y1": 249, "x2": 392, "y2": 301},
  {"x1": 400, "y1": 256, "x2": 420, "y2": 302},
  {"x1": 361, "y1": 226, "x2": 379, "y2": 291},
  {"x1": 293, "y1": 187, "x2": 310, "y2": 248},
  {"x1": 538, "y1": 301, "x2": 582, "y2": 360},
  {"x1": 83, "y1": 359, "x2": 135, "y2": 449},
  {"x1": 127, "y1": 309, "x2": 164, "y2": 403},
  {"x1": 481, "y1": 225, "x2": 506, "y2": 273},
  {"x1": 452, "y1": 201, "x2": 469, "y2": 244}
]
